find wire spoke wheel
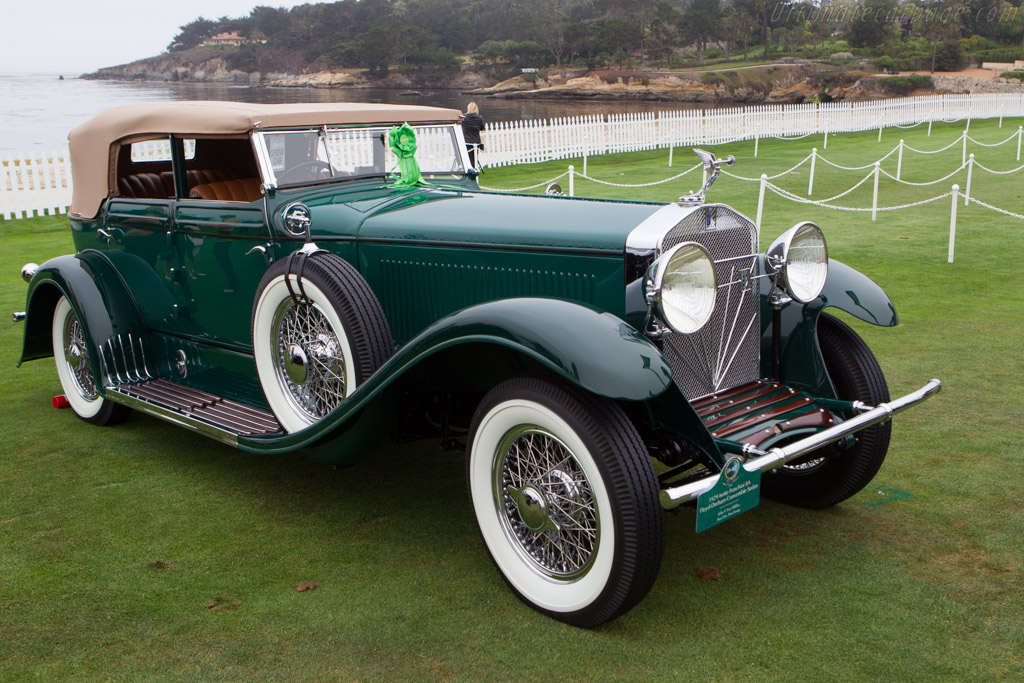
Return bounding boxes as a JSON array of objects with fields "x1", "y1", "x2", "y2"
[
  {"x1": 273, "y1": 298, "x2": 347, "y2": 421},
  {"x1": 252, "y1": 252, "x2": 394, "y2": 434},
  {"x1": 467, "y1": 376, "x2": 663, "y2": 628},
  {"x1": 50, "y1": 296, "x2": 129, "y2": 426},
  {"x1": 63, "y1": 311, "x2": 97, "y2": 400},
  {"x1": 496, "y1": 427, "x2": 599, "y2": 580}
]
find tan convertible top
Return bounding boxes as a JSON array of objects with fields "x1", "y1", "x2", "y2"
[{"x1": 68, "y1": 101, "x2": 463, "y2": 217}]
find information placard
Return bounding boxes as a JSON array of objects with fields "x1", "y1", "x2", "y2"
[{"x1": 696, "y1": 457, "x2": 761, "y2": 533}]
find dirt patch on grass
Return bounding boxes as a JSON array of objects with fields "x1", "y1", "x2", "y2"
[
  {"x1": 204, "y1": 596, "x2": 243, "y2": 611},
  {"x1": 694, "y1": 566, "x2": 721, "y2": 581}
]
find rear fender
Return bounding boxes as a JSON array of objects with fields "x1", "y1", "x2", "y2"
[
  {"x1": 19, "y1": 252, "x2": 149, "y2": 388},
  {"x1": 241, "y1": 298, "x2": 674, "y2": 455}
]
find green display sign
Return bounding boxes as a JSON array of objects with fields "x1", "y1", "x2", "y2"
[{"x1": 696, "y1": 457, "x2": 762, "y2": 533}]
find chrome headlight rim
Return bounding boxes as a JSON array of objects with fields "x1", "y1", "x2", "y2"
[
  {"x1": 647, "y1": 241, "x2": 717, "y2": 335},
  {"x1": 765, "y1": 221, "x2": 828, "y2": 304}
]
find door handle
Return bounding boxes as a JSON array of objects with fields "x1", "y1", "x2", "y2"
[{"x1": 246, "y1": 243, "x2": 274, "y2": 266}]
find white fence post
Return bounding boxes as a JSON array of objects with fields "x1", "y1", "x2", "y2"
[
  {"x1": 808, "y1": 148, "x2": 817, "y2": 196},
  {"x1": 823, "y1": 131, "x2": 828, "y2": 150},
  {"x1": 872, "y1": 162, "x2": 880, "y2": 221},
  {"x1": 927, "y1": 116, "x2": 933, "y2": 137},
  {"x1": 568, "y1": 165, "x2": 575, "y2": 197},
  {"x1": 754, "y1": 132, "x2": 759, "y2": 158},
  {"x1": 948, "y1": 184, "x2": 959, "y2": 263},
  {"x1": 878, "y1": 122, "x2": 883, "y2": 143},
  {"x1": 0, "y1": 157, "x2": 12, "y2": 220},
  {"x1": 1017, "y1": 126, "x2": 1022, "y2": 162},
  {"x1": 583, "y1": 135, "x2": 589, "y2": 177},
  {"x1": 896, "y1": 139, "x2": 904, "y2": 181},
  {"x1": 962, "y1": 132, "x2": 967, "y2": 167},
  {"x1": 964, "y1": 154, "x2": 974, "y2": 206},
  {"x1": 756, "y1": 174, "x2": 767, "y2": 234}
]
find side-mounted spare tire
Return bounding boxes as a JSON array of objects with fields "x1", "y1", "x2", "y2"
[
  {"x1": 252, "y1": 251, "x2": 394, "y2": 433},
  {"x1": 762, "y1": 312, "x2": 891, "y2": 509}
]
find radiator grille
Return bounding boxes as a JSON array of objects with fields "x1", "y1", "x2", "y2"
[{"x1": 660, "y1": 205, "x2": 760, "y2": 400}]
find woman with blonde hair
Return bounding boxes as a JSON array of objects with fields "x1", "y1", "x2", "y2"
[{"x1": 461, "y1": 102, "x2": 485, "y2": 170}]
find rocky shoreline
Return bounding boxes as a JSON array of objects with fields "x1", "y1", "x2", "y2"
[{"x1": 85, "y1": 49, "x2": 1024, "y2": 105}]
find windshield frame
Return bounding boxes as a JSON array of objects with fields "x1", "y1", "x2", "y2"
[{"x1": 252, "y1": 122, "x2": 472, "y2": 190}]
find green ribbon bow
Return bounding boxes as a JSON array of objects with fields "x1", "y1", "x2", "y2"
[{"x1": 388, "y1": 123, "x2": 430, "y2": 188}]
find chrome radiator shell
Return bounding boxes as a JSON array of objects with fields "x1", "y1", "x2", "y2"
[{"x1": 629, "y1": 204, "x2": 761, "y2": 401}]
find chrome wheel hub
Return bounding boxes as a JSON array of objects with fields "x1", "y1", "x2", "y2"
[
  {"x1": 65, "y1": 342, "x2": 84, "y2": 370},
  {"x1": 494, "y1": 427, "x2": 599, "y2": 581},
  {"x1": 273, "y1": 298, "x2": 347, "y2": 421},
  {"x1": 63, "y1": 313, "x2": 97, "y2": 399},
  {"x1": 285, "y1": 344, "x2": 309, "y2": 385}
]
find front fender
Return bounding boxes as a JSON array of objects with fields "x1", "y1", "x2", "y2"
[
  {"x1": 763, "y1": 258, "x2": 897, "y2": 398},
  {"x1": 240, "y1": 298, "x2": 674, "y2": 455},
  {"x1": 19, "y1": 252, "x2": 149, "y2": 375},
  {"x1": 819, "y1": 258, "x2": 897, "y2": 327}
]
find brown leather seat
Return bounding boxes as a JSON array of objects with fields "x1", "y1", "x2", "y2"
[
  {"x1": 118, "y1": 172, "x2": 175, "y2": 199},
  {"x1": 189, "y1": 178, "x2": 263, "y2": 202},
  {"x1": 186, "y1": 168, "x2": 243, "y2": 188}
]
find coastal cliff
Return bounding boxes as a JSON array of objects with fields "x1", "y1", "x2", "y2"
[{"x1": 84, "y1": 49, "x2": 1022, "y2": 104}]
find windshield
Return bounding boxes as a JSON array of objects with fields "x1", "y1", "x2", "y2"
[{"x1": 255, "y1": 124, "x2": 467, "y2": 187}]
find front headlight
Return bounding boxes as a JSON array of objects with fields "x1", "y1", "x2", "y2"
[
  {"x1": 648, "y1": 242, "x2": 717, "y2": 334},
  {"x1": 766, "y1": 222, "x2": 828, "y2": 303}
]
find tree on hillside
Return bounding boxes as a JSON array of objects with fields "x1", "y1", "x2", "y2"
[
  {"x1": 846, "y1": 0, "x2": 898, "y2": 47},
  {"x1": 683, "y1": 0, "x2": 722, "y2": 64},
  {"x1": 646, "y1": 1, "x2": 683, "y2": 66},
  {"x1": 168, "y1": 17, "x2": 218, "y2": 51},
  {"x1": 721, "y1": 6, "x2": 760, "y2": 59}
]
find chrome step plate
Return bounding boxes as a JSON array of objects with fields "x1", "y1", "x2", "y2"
[{"x1": 107, "y1": 378, "x2": 282, "y2": 441}]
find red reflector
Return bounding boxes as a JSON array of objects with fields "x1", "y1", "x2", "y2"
[{"x1": 52, "y1": 395, "x2": 71, "y2": 409}]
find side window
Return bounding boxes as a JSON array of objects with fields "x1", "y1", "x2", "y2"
[
  {"x1": 182, "y1": 138, "x2": 263, "y2": 203},
  {"x1": 114, "y1": 138, "x2": 189, "y2": 200}
]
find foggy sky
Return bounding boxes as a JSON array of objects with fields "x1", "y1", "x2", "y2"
[{"x1": 1, "y1": 0, "x2": 322, "y2": 75}]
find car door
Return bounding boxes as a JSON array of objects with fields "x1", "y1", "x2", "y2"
[{"x1": 169, "y1": 135, "x2": 272, "y2": 349}]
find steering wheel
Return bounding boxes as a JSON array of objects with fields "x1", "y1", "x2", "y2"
[{"x1": 279, "y1": 160, "x2": 334, "y2": 184}]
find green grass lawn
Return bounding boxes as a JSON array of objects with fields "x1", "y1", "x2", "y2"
[{"x1": 2, "y1": 118, "x2": 1022, "y2": 680}]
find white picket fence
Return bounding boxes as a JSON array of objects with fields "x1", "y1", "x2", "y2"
[
  {"x1": 484, "y1": 93, "x2": 1024, "y2": 167},
  {"x1": 3, "y1": 93, "x2": 1023, "y2": 220},
  {"x1": 1, "y1": 151, "x2": 73, "y2": 220}
]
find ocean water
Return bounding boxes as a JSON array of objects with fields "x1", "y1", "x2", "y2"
[{"x1": 0, "y1": 72, "x2": 708, "y2": 155}]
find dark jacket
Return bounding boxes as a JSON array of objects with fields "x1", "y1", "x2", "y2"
[{"x1": 461, "y1": 113, "x2": 485, "y2": 146}]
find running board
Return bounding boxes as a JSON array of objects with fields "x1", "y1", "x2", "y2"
[{"x1": 105, "y1": 378, "x2": 282, "y2": 446}]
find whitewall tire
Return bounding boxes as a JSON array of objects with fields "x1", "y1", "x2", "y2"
[
  {"x1": 467, "y1": 376, "x2": 664, "y2": 627},
  {"x1": 51, "y1": 296, "x2": 129, "y2": 426}
]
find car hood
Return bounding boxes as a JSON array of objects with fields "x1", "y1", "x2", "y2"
[{"x1": 302, "y1": 185, "x2": 663, "y2": 253}]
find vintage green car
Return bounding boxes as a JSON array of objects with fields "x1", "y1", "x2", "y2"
[{"x1": 15, "y1": 102, "x2": 940, "y2": 627}]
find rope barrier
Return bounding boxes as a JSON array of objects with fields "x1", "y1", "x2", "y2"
[
  {"x1": 903, "y1": 137, "x2": 964, "y2": 155},
  {"x1": 722, "y1": 155, "x2": 812, "y2": 181},
  {"x1": 765, "y1": 183, "x2": 953, "y2": 213},
  {"x1": 972, "y1": 160, "x2": 1024, "y2": 175},
  {"x1": 816, "y1": 146, "x2": 899, "y2": 170},
  {"x1": 577, "y1": 163, "x2": 701, "y2": 187},
  {"x1": 478, "y1": 171, "x2": 568, "y2": 192},
  {"x1": 965, "y1": 132, "x2": 1022, "y2": 148},
  {"x1": 879, "y1": 164, "x2": 965, "y2": 186},
  {"x1": 962, "y1": 194, "x2": 1024, "y2": 220},
  {"x1": 768, "y1": 131, "x2": 819, "y2": 140}
]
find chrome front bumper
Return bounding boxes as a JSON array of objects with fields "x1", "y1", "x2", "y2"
[{"x1": 660, "y1": 379, "x2": 942, "y2": 510}]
